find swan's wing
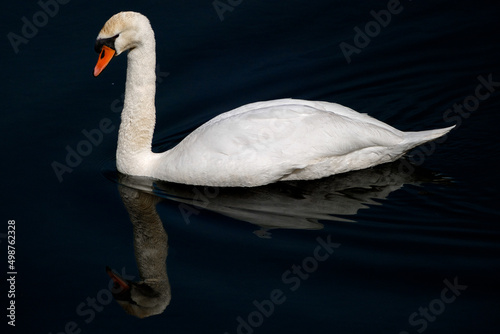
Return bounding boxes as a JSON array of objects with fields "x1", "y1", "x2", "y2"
[
  {"x1": 159, "y1": 100, "x2": 404, "y2": 186},
  {"x1": 201, "y1": 98, "x2": 402, "y2": 135},
  {"x1": 188, "y1": 100, "x2": 404, "y2": 158}
]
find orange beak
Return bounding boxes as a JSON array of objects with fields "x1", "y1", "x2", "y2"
[
  {"x1": 94, "y1": 45, "x2": 115, "y2": 77},
  {"x1": 106, "y1": 266, "x2": 130, "y2": 291}
]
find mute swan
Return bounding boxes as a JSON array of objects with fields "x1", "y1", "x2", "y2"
[{"x1": 93, "y1": 11, "x2": 454, "y2": 187}]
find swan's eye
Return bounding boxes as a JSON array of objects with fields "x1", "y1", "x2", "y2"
[{"x1": 94, "y1": 34, "x2": 120, "y2": 54}]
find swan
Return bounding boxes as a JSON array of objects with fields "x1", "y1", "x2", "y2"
[{"x1": 93, "y1": 11, "x2": 454, "y2": 187}]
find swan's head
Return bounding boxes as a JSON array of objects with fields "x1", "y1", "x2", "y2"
[
  {"x1": 93, "y1": 11, "x2": 153, "y2": 77},
  {"x1": 106, "y1": 266, "x2": 170, "y2": 318}
]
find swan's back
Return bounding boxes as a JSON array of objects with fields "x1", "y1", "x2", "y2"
[
  {"x1": 200, "y1": 98, "x2": 402, "y2": 135},
  {"x1": 150, "y1": 99, "x2": 446, "y2": 187}
]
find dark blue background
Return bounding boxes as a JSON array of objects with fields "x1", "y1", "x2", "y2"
[{"x1": 2, "y1": 0, "x2": 500, "y2": 333}]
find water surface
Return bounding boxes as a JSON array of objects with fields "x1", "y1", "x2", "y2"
[{"x1": 2, "y1": 0, "x2": 500, "y2": 333}]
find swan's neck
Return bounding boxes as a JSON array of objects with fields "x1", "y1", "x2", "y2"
[
  {"x1": 116, "y1": 32, "x2": 158, "y2": 176},
  {"x1": 130, "y1": 197, "x2": 168, "y2": 286},
  {"x1": 118, "y1": 181, "x2": 170, "y2": 296}
]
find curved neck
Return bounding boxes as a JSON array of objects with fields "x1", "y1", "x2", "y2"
[{"x1": 116, "y1": 32, "x2": 157, "y2": 175}]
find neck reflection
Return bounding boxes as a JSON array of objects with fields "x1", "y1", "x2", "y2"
[{"x1": 108, "y1": 175, "x2": 171, "y2": 318}]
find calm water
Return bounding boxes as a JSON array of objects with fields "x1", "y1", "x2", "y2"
[{"x1": 3, "y1": 0, "x2": 500, "y2": 333}]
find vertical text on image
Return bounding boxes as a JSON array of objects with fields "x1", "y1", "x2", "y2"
[{"x1": 6, "y1": 220, "x2": 17, "y2": 327}]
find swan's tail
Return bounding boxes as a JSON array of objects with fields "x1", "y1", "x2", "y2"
[{"x1": 402, "y1": 125, "x2": 456, "y2": 149}]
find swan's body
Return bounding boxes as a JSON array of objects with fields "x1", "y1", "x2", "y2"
[{"x1": 94, "y1": 12, "x2": 454, "y2": 187}]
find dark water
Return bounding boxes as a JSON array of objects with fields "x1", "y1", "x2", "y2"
[{"x1": 3, "y1": 0, "x2": 500, "y2": 333}]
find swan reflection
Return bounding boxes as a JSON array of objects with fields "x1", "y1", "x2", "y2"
[
  {"x1": 107, "y1": 159, "x2": 441, "y2": 237},
  {"x1": 106, "y1": 159, "x2": 445, "y2": 317},
  {"x1": 107, "y1": 181, "x2": 171, "y2": 318}
]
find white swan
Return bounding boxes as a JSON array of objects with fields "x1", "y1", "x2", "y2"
[{"x1": 93, "y1": 12, "x2": 454, "y2": 187}]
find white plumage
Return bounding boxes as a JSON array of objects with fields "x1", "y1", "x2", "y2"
[{"x1": 94, "y1": 12, "x2": 454, "y2": 187}]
